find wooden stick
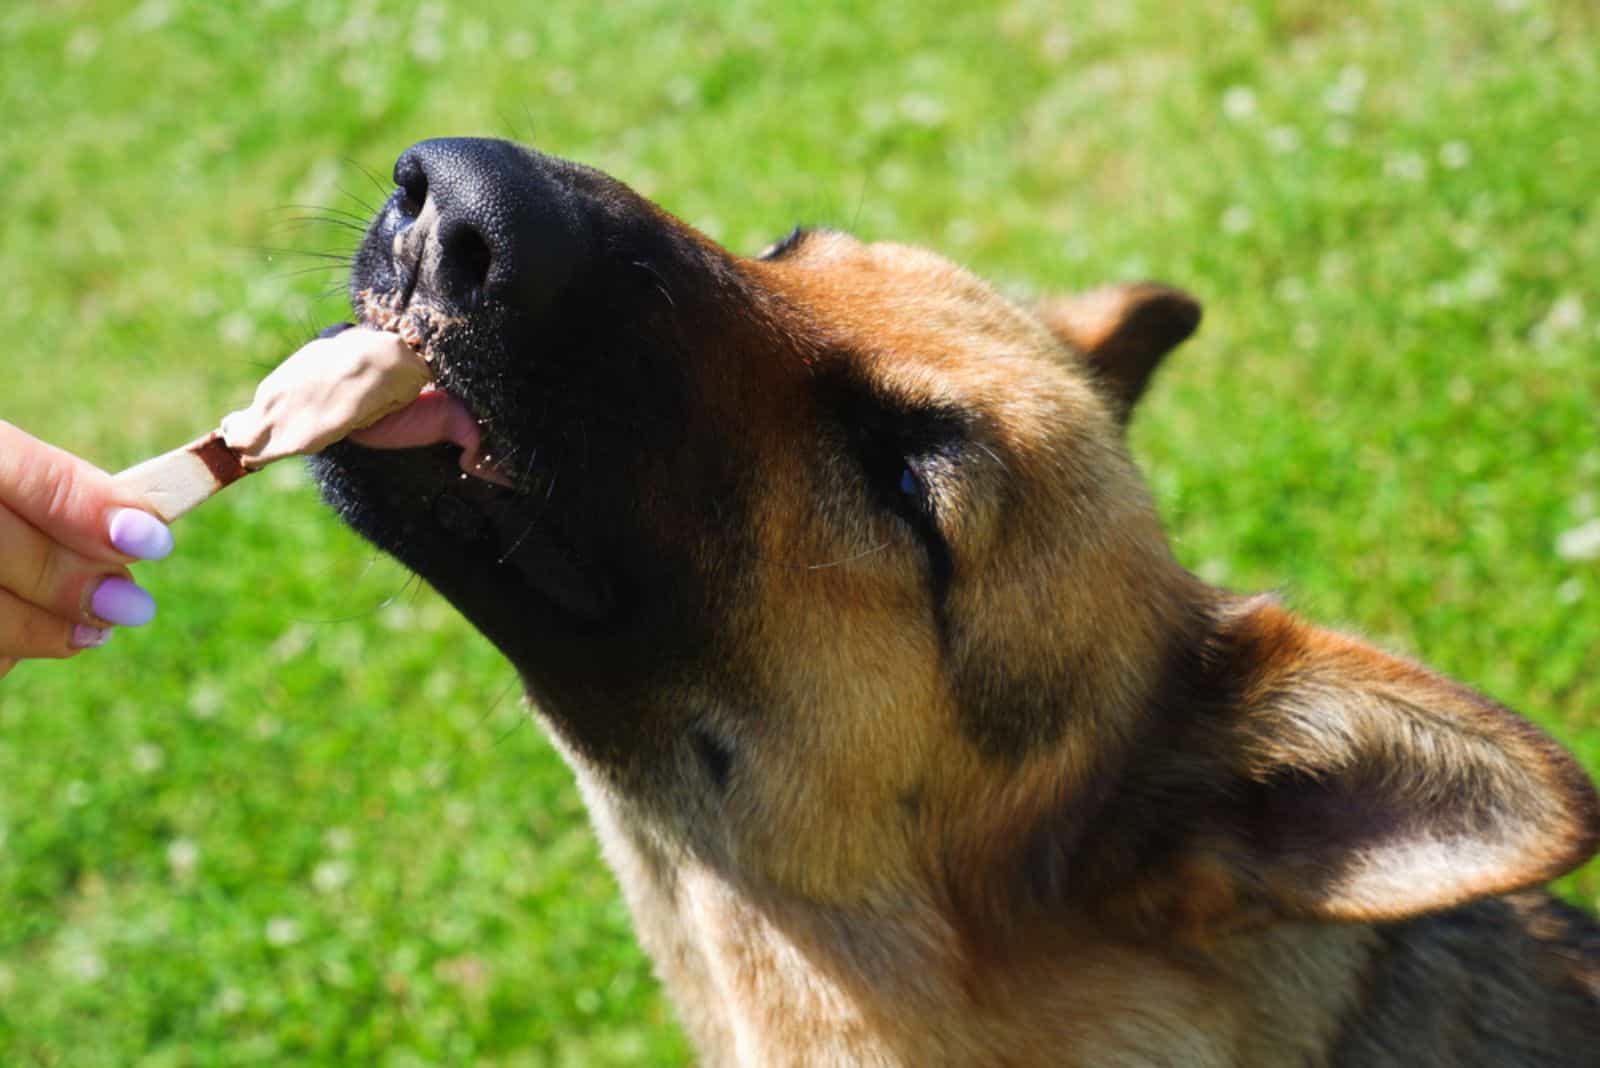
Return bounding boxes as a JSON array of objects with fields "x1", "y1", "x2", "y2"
[{"x1": 113, "y1": 431, "x2": 250, "y2": 524}]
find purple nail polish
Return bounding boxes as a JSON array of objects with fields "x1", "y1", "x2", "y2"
[
  {"x1": 109, "y1": 509, "x2": 174, "y2": 561},
  {"x1": 71, "y1": 624, "x2": 112, "y2": 649},
  {"x1": 91, "y1": 578, "x2": 157, "y2": 627}
]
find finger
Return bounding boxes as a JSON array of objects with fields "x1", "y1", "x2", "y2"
[
  {"x1": 0, "y1": 501, "x2": 131, "y2": 623},
  {"x1": 0, "y1": 587, "x2": 109, "y2": 660},
  {"x1": 0, "y1": 420, "x2": 167, "y2": 565}
]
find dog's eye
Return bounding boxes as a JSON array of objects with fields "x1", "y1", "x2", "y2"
[
  {"x1": 857, "y1": 435, "x2": 933, "y2": 522},
  {"x1": 818, "y1": 369, "x2": 962, "y2": 597},
  {"x1": 878, "y1": 451, "x2": 953, "y2": 599},
  {"x1": 846, "y1": 411, "x2": 958, "y2": 532},
  {"x1": 866, "y1": 442, "x2": 947, "y2": 547},
  {"x1": 891, "y1": 462, "x2": 939, "y2": 528},
  {"x1": 898, "y1": 466, "x2": 919, "y2": 499}
]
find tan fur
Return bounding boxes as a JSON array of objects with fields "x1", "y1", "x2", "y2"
[{"x1": 508, "y1": 222, "x2": 1599, "y2": 1064}]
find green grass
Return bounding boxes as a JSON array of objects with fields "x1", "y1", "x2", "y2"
[{"x1": 1, "y1": 0, "x2": 1597, "y2": 1063}]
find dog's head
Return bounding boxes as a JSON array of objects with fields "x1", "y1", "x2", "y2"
[{"x1": 315, "y1": 138, "x2": 1597, "y2": 941}]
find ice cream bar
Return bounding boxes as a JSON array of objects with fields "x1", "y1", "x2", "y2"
[
  {"x1": 218, "y1": 329, "x2": 431, "y2": 469},
  {"x1": 113, "y1": 328, "x2": 432, "y2": 523}
]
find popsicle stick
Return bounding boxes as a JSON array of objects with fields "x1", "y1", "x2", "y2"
[{"x1": 113, "y1": 431, "x2": 250, "y2": 524}]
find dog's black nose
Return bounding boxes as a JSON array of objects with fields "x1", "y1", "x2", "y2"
[{"x1": 391, "y1": 137, "x2": 589, "y2": 309}]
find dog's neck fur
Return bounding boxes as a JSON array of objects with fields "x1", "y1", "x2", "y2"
[
  {"x1": 574, "y1": 760, "x2": 1380, "y2": 1067},
  {"x1": 547, "y1": 587, "x2": 1366, "y2": 1066}
]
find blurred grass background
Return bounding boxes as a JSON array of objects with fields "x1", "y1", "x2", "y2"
[{"x1": 1, "y1": 0, "x2": 1596, "y2": 1063}]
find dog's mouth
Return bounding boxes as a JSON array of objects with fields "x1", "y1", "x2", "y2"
[
  {"x1": 316, "y1": 292, "x2": 617, "y2": 627},
  {"x1": 350, "y1": 385, "x2": 517, "y2": 488},
  {"x1": 347, "y1": 290, "x2": 517, "y2": 489}
]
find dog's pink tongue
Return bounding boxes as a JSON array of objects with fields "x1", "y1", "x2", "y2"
[{"x1": 349, "y1": 389, "x2": 515, "y2": 486}]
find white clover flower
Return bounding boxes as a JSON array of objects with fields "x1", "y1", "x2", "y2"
[
  {"x1": 65, "y1": 28, "x2": 101, "y2": 65},
  {"x1": 1439, "y1": 141, "x2": 1472, "y2": 170},
  {"x1": 1557, "y1": 520, "x2": 1600, "y2": 562},
  {"x1": 265, "y1": 917, "x2": 302, "y2": 947},
  {"x1": 220, "y1": 313, "x2": 254, "y2": 347},
  {"x1": 313, "y1": 860, "x2": 351, "y2": 894},
  {"x1": 899, "y1": 93, "x2": 947, "y2": 128},
  {"x1": 1460, "y1": 266, "x2": 1503, "y2": 303},
  {"x1": 71, "y1": 950, "x2": 106, "y2": 982},
  {"x1": 1267, "y1": 125, "x2": 1302, "y2": 154},
  {"x1": 504, "y1": 30, "x2": 533, "y2": 59},
  {"x1": 1274, "y1": 277, "x2": 1308, "y2": 304},
  {"x1": 1323, "y1": 66, "x2": 1366, "y2": 114},
  {"x1": 189, "y1": 679, "x2": 225, "y2": 720},
  {"x1": 1384, "y1": 152, "x2": 1427, "y2": 183},
  {"x1": 167, "y1": 838, "x2": 200, "y2": 879},
  {"x1": 1533, "y1": 294, "x2": 1585, "y2": 349},
  {"x1": 1222, "y1": 86, "x2": 1257, "y2": 122}
]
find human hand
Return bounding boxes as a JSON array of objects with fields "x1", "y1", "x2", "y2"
[{"x1": 0, "y1": 421, "x2": 174, "y2": 680}]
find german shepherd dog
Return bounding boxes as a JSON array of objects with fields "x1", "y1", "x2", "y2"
[{"x1": 313, "y1": 139, "x2": 1600, "y2": 1066}]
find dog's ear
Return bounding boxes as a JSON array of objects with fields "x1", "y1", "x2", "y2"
[
  {"x1": 1103, "y1": 599, "x2": 1600, "y2": 933},
  {"x1": 1036, "y1": 282, "x2": 1201, "y2": 425}
]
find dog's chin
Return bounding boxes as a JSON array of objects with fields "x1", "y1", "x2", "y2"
[{"x1": 310, "y1": 441, "x2": 616, "y2": 652}]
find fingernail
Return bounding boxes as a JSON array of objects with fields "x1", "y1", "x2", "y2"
[
  {"x1": 90, "y1": 577, "x2": 157, "y2": 627},
  {"x1": 109, "y1": 508, "x2": 175, "y2": 561},
  {"x1": 71, "y1": 624, "x2": 112, "y2": 649}
]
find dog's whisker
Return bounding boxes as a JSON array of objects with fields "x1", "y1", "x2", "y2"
[
  {"x1": 276, "y1": 202, "x2": 375, "y2": 226},
  {"x1": 245, "y1": 246, "x2": 358, "y2": 263},
  {"x1": 975, "y1": 441, "x2": 1009, "y2": 475},
  {"x1": 475, "y1": 674, "x2": 524, "y2": 732},
  {"x1": 277, "y1": 217, "x2": 368, "y2": 236},
  {"x1": 261, "y1": 207, "x2": 370, "y2": 236},
  {"x1": 496, "y1": 515, "x2": 544, "y2": 565},
  {"x1": 491, "y1": 706, "x2": 535, "y2": 748},
  {"x1": 273, "y1": 263, "x2": 358, "y2": 282},
  {"x1": 802, "y1": 542, "x2": 889, "y2": 571},
  {"x1": 290, "y1": 565, "x2": 421, "y2": 624},
  {"x1": 338, "y1": 161, "x2": 389, "y2": 209}
]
